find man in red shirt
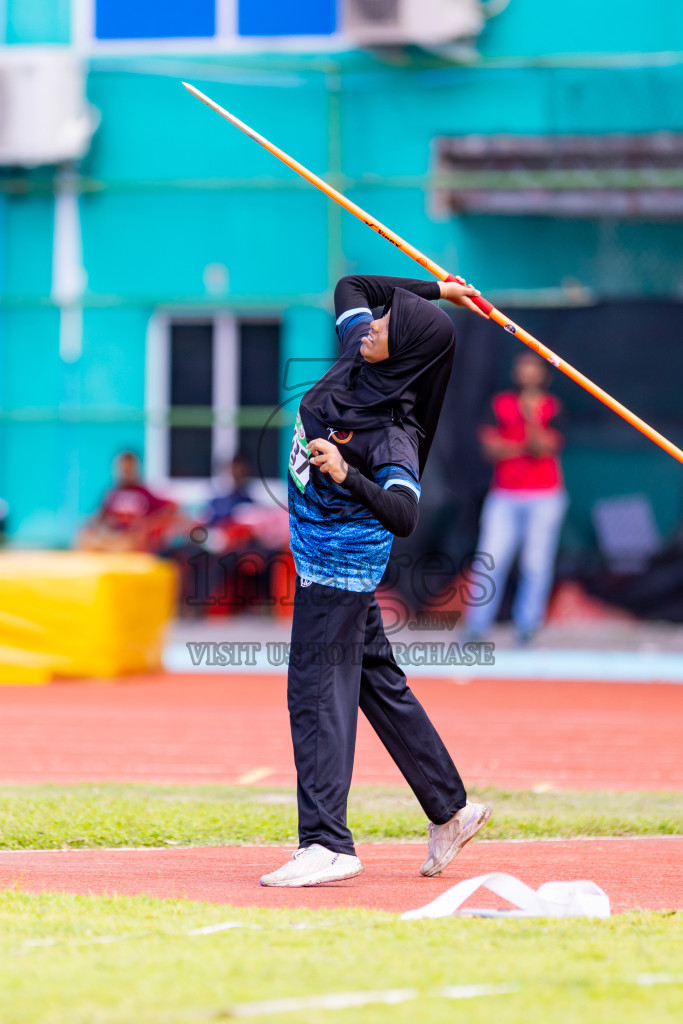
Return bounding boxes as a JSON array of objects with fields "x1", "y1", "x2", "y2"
[
  {"x1": 466, "y1": 352, "x2": 568, "y2": 643},
  {"x1": 78, "y1": 451, "x2": 177, "y2": 553}
]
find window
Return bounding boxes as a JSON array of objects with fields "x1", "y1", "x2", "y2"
[
  {"x1": 169, "y1": 322, "x2": 214, "y2": 479},
  {"x1": 95, "y1": 0, "x2": 216, "y2": 39},
  {"x1": 239, "y1": 321, "x2": 281, "y2": 479},
  {"x1": 88, "y1": 0, "x2": 337, "y2": 42},
  {"x1": 145, "y1": 314, "x2": 281, "y2": 499},
  {"x1": 238, "y1": 0, "x2": 337, "y2": 37}
]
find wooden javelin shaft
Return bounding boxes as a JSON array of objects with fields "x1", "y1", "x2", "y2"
[{"x1": 182, "y1": 81, "x2": 683, "y2": 465}]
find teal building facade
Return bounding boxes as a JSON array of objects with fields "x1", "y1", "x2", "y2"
[{"x1": 1, "y1": 1, "x2": 683, "y2": 554}]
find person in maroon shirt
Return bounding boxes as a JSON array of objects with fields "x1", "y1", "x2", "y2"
[
  {"x1": 466, "y1": 351, "x2": 568, "y2": 643},
  {"x1": 78, "y1": 451, "x2": 178, "y2": 553}
]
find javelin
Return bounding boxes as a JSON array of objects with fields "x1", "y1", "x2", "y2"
[{"x1": 182, "y1": 81, "x2": 683, "y2": 465}]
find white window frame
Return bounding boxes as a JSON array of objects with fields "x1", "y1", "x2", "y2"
[
  {"x1": 73, "y1": 0, "x2": 345, "y2": 55},
  {"x1": 145, "y1": 312, "x2": 238, "y2": 505},
  {"x1": 145, "y1": 311, "x2": 286, "y2": 509}
]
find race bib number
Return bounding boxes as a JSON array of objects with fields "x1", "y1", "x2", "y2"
[{"x1": 288, "y1": 411, "x2": 310, "y2": 493}]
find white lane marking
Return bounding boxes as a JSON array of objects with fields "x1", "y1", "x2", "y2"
[
  {"x1": 0, "y1": 834, "x2": 681, "y2": 854},
  {"x1": 19, "y1": 933, "x2": 141, "y2": 950},
  {"x1": 229, "y1": 985, "x2": 517, "y2": 1017},
  {"x1": 230, "y1": 989, "x2": 417, "y2": 1016},
  {"x1": 635, "y1": 974, "x2": 683, "y2": 986},
  {"x1": 440, "y1": 984, "x2": 520, "y2": 999},
  {"x1": 473, "y1": 834, "x2": 683, "y2": 845},
  {"x1": 235, "y1": 767, "x2": 274, "y2": 785},
  {"x1": 14, "y1": 921, "x2": 254, "y2": 954},
  {"x1": 186, "y1": 922, "x2": 248, "y2": 936}
]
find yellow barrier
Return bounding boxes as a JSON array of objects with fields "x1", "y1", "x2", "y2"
[{"x1": 0, "y1": 552, "x2": 178, "y2": 682}]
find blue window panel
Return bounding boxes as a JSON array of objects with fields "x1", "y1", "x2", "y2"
[
  {"x1": 96, "y1": 0, "x2": 215, "y2": 40},
  {"x1": 239, "y1": 0, "x2": 336, "y2": 36}
]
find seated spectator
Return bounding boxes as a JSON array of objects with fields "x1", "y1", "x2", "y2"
[
  {"x1": 78, "y1": 451, "x2": 178, "y2": 554},
  {"x1": 170, "y1": 452, "x2": 289, "y2": 615},
  {"x1": 0, "y1": 497, "x2": 8, "y2": 546},
  {"x1": 203, "y1": 452, "x2": 254, "y2": 527}
]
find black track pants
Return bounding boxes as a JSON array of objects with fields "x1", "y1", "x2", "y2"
[{"x1": 287, "y1": 578, "x2": 467, "y2": 856}]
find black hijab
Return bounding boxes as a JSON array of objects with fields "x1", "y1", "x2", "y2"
[{"x1": 301, "y1": 288, "x2": 455, "y2": 478}]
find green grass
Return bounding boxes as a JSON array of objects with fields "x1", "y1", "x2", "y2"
[
  {"x1": 0, "y1": 784, "x2": 680, "y2": 849},
  {"x1": 0, "y1": 891, "x2": 680, "y2": 1024}
]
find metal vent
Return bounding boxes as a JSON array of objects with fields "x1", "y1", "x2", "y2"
[
  {"x1": 349, "y1": 0, "x2": 400, "y2": 22},
  {"x1": 434, "y1": 133, "x2": 683, "y2": 218},
  {"x1": 343, "y1": 0, "x2": 483, "y2": 47}
]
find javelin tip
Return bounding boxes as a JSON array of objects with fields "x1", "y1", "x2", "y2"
[{"x1": 182, "y1": 82, "x2": 208, "y2": 102}]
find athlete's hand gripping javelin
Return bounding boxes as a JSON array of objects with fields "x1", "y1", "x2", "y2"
[{"x1": 438, "y1": 277, "x2": 489, "y2": 318}]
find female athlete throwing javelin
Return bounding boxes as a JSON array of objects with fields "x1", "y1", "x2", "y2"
[{"x1": 261, "y1": 274, "x2": 492, "y2": 887}]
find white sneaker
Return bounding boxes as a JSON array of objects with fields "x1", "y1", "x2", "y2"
[
  {"x1": 260, "y1": 844, "x2": 364, "y2": 887},
  {"x1": 420, "y1": 802, "x2": 492, "y2": 877}
]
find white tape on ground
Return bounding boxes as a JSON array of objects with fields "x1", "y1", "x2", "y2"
[{"x1": 401, "y1": 873, "x2": 610, "y2": 920}]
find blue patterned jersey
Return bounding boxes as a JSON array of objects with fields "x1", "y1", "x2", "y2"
[{"x1": 287, "y1": 307, "x2": 421, "y2": 593}]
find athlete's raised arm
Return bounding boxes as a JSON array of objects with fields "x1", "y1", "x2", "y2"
[
  {"x1": 334, "y1": 274, "x2": 485, "y2": 334},
  {"x1": 334, "y1": 275, "x2": 440, "y2": 321}
]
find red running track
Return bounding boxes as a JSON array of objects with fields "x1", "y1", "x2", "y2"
[
  {"x1": 0, "y1": 673, "x2": 681, "y2": 790},
  {"x1": 1, "y1": 839, "x2": 680, "y2": 913}
]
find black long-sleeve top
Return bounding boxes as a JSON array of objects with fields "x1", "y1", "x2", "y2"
[
  {"x1": 331, "y1": 274, "x2": 441, "y2": 537},
  {"x1": 341, "y1": 464, "x2": 417, "y2": 538},
  {"x1": 334, "y1": 274, "x2": 441, "y2": 322}
]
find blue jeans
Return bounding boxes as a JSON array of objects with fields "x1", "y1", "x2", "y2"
[{"x1": 466, "y1": 489, "x2": 568, "y2": 636}]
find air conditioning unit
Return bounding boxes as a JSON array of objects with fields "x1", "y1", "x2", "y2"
[
  {"x1": 343, "y1": 0, "x2": 484, "y2": 45},
  {"x1": 0, "y1": 48, "x2": 99, "y2": 167}
]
